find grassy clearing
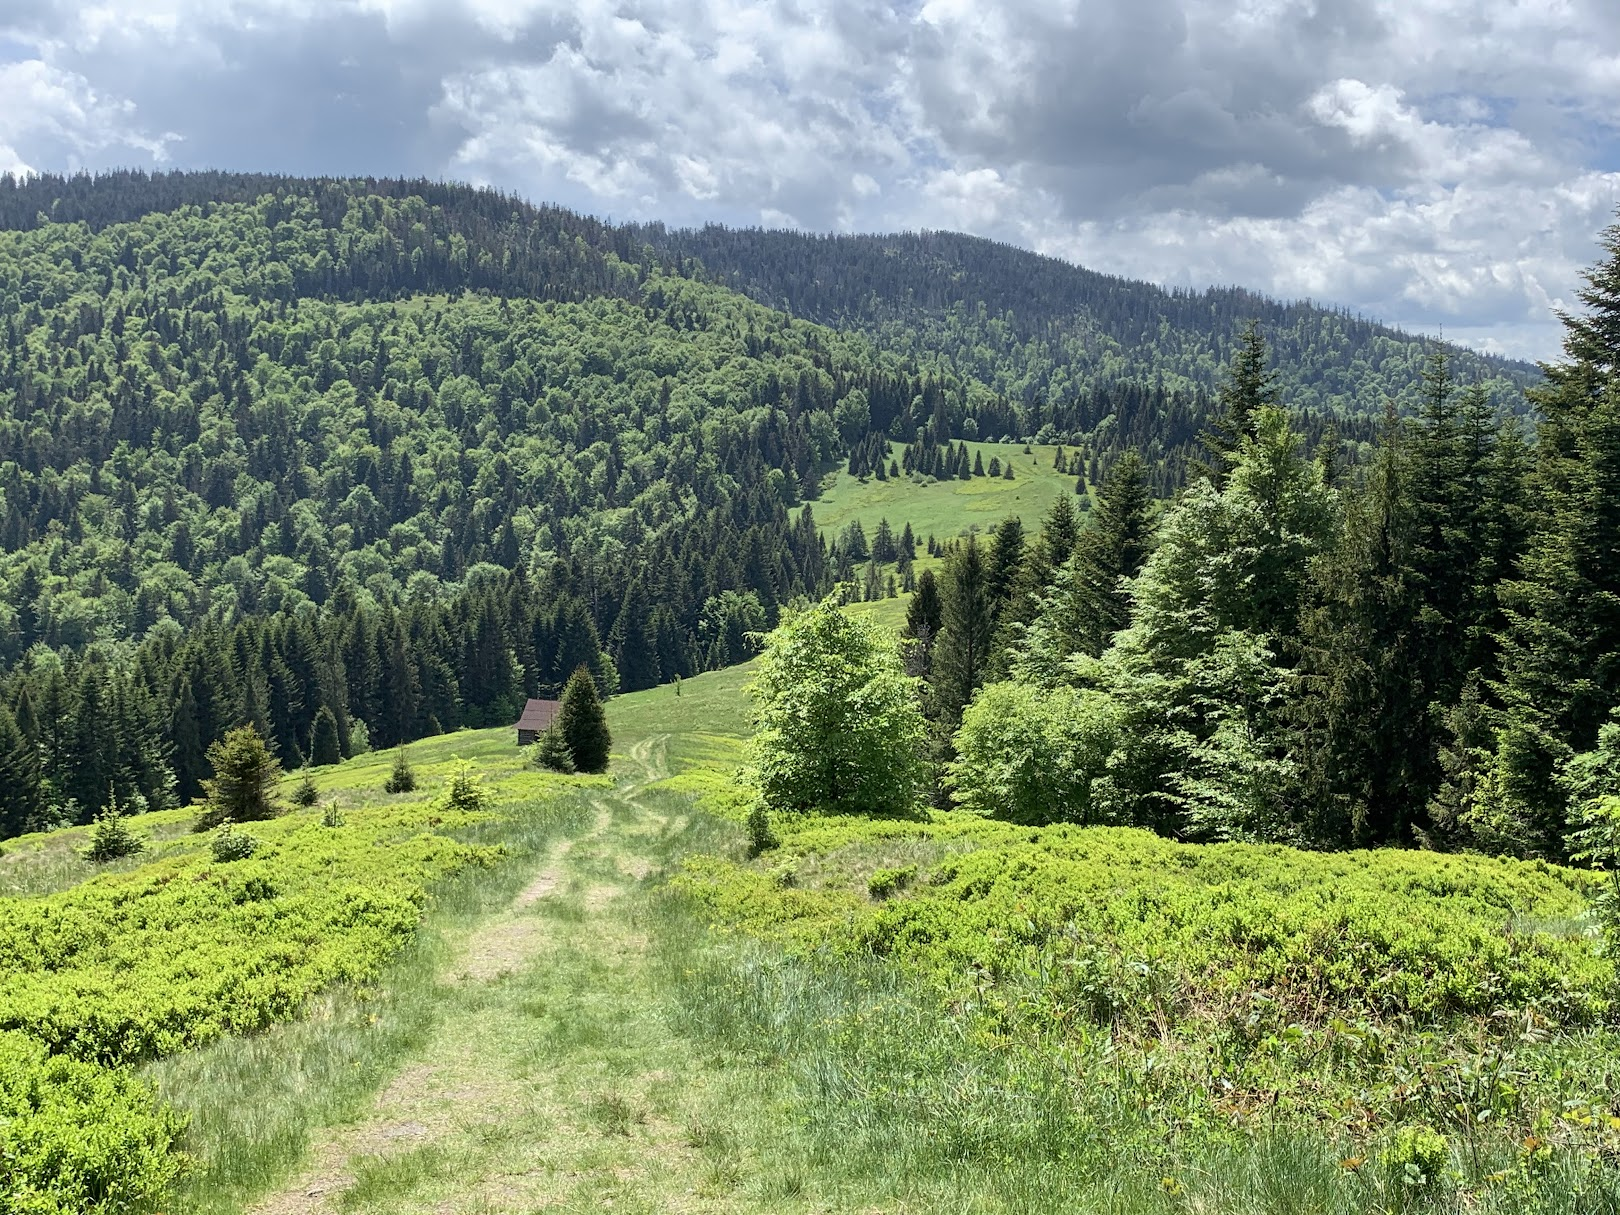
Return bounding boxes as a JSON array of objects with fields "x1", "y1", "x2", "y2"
[{"x1": 811, "y1": 440, "x2": 1081, "y2": 544}]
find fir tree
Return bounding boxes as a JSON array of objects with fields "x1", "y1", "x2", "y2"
[
  {"x1": 195, "y1": 726, "x2": 282, "y2": 830},
  {"x1": 0, "y1": 704, "x2": 40, "y2": 837},
  {"x1": 309, "y1": 705, "x2": 343, "y2": 767},
  {"x1": 558, "y1": 667, "x2": 612, "y2": 774},
  {"x1": 385, "y1": 745, "x2": 418, "y2": 793},
  {"x1": 534, "y1": 726, "x2": 576, "y2": 773},
  {"x1": 1197, "y1": 319, "x2": 1278, "y2": 487},
  {"x1": 932, "y1": 535, "x2": 994, "y2": 728}
]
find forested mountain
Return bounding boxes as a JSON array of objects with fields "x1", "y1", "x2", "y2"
[
  {"x1": 0, "y1": 169, "x2": 1548, "y2": 842},
  {"x1": 632, "y1": 223, "x2": 1537, "y2": 428}
]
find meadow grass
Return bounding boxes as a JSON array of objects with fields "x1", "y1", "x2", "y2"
[{"x1": 810, "y1": 439, "x2": 1082, "y2": 545}]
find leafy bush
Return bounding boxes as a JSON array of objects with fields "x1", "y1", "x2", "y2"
[
  {"x1": 1379, "y1": 1125, "x2": 1449, "y2": 1188},
  {"x1": 867, "y1": 865, "x2": 917, "y2": 900},
  {"x1": 81, "y1": 802, "x2": 144, "y2": 864},
  {"x1": 745, "y1": 804, "x2": 779, "y2": 857},
  {"x1": 748, "y1": 597, "x2": 927, "y2": 816},
  {"x1": 0, "y1": 1031, "x2": 188, "y2": 1214},
  {"x1": 0, "y1": 804, "x2": 498, "y2": 1063},
  {"x1": 949, "y1": 682, "x2": 1119, "y2": 825},
  {"x1": 680, "y1": 813, "x2": 1608, "y2": 1027},
  {"x1": 209, "y1": 823, "x2": 260, "y2": 863}
]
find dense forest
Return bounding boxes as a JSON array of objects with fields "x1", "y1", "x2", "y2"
[
  {"x1": 0, "y1": 170, "x2": 1547, "y2": 843},
  {"x1": 911, "y1": 256, "x2": 1620, "y2": 856}
]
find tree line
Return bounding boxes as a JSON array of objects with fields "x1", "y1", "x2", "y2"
[{"x1": 902, "y1": 233, "x2": 1620, "y2": 857}]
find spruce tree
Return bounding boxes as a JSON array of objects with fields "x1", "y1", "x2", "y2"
[
  {"x1": 195, "y1": 726, "x2": 282, "y2": 830},
  {"x1": 1023, "y1": 452, "x2": 1155, "y2": 671},
  {"x1": 1197, "y1": 320, "x2": 1278, "y2": 487},
  {"x1": 309, "y1": 705, "x2": 342, "y2": 767},
  {"x1": 558, "y1": 667, "x2": 612, "y2": 774},
  {"x1": 0, "y1": 704, "x2": 40, "y2": 837},
  {"x1": 385, "y1": 745, "x2": 418, "y2": 793},
  {"x1": 931, "y1": 535, "x2": 993, "y2": 728},
  {"x1": 1493, "y1": 220, "x2": 1620, "y2": 854}
]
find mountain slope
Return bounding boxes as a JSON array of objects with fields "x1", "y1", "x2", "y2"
[{"x1": 633, "y1": 224, "x2": 1536, "y2": 424}]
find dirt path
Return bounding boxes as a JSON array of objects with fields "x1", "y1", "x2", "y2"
[{"x1": 246, "y1": 732, "x2": 788, "y2": 1215}]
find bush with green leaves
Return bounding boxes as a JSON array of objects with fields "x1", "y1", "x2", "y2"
[
  {"x1": 747, "y1": 596, "x2": 928, "y2": 817},
  {"x1": 949, "y1": 681, "x2": 1120, "y2": 825},
  {"x1": 745, "y1": 804, "x2": 779, "y2": 858},
  {"x1": 209, "y1": 823, "x2": 260, "y2": 863},
  {"x1": 0, "y1": 1031, "x2": 188, "y2": 1214}
]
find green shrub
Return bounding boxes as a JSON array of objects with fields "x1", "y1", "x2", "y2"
[
  {"x1": 1379, "y1": 1125, "x2": 1449, "y2": 1188},
  {"x1": 81, "y1": 801, "x2": 144, "y2": 863},
  {"x1": 867, "y1": 865, "x2": 917, "y2": 900},
  {"x1": 0, "y1": 1031, "x2": 188, "y2": 1214},
  {"x1": 442, "y1": 762, "x2": 491, "y2": 813},
  {"x1": 384, "y1": 746, "x2": 417, "y2": 794},
  {"x1": 745, "y1": 804, "x2": 779, "y2": 857},
  {"x1": 209, "y1": 823, "x2": 260, "y2": 863},
  {"x1": 534, "y1": 727, "x2": 576, "y2": 774}
]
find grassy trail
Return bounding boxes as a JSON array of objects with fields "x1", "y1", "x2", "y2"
[{"x1": 239, "y1": 732, "x2": 827, "y2": 1215}]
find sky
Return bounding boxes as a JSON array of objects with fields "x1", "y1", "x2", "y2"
[{"x1": 3, "y1": 2, "x2": 1619, "y2": 362}]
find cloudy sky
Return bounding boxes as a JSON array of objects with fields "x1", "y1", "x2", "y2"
[{"x1": 3, "y1": 1, "x2": 1618, "y2": 360}]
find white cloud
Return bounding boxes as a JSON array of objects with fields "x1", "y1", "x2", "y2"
[{"x1": 0, "y1": 58, "x2": 175, "y2": 174}]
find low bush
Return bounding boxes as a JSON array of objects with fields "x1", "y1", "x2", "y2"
[
  {"x1": 0, "y1": 1031, "x2": 188, "y2": 1214},
  {"x1": 0, "y1": 804, "x2": 499, "y2": 1064},
  {"x1": 209, "y1": 823, "x2": 260, "y2": 863}
]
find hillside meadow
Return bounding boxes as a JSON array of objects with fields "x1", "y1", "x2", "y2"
[{"x1": 0, "y1": 642, "x2": 1616, "y2": 1212}]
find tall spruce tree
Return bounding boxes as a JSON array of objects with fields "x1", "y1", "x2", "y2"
[
  {"x1": 557, "y1": 666, "x2": 612, "y2": 774},
  {"x1": 931, "y1": 534, "x2": 994, "y2": 728},
  {"x1": 1197, "y1": 320, "x2": 1278, "y2": 487},
  {"x1": 1018, "y1": 452, "x2": 1155, "y2": 678}
]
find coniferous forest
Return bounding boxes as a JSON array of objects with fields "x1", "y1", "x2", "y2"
[{"x1": 0, "y1": 168, "x2": 1602, "y2": 864}]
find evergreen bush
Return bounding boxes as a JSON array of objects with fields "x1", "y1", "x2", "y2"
[
  {"x1": 291, "y1": 769, "x2": 320, "y2": 807},
  {"x1": 195, "y1": 727, "x2": 282, "y2": 831},
  {"x1": 81, "y1": 795, "x2": 144, "y2": 863},
  {"x1": 534, "y1": 727, "x2": 576, "y2": 773},
  {"x1": 745, "y1": 803, "x2": 779, "y2": 857},
  {"x1": 384, "y1": 746, "x2": 417, "y2": 794},
  {"x1": 442, "y1": 761, "x2": 491, "y2": 813}
]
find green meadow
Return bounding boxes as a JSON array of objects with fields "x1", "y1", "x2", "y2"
[{"x1": 812, "y1": 440, "x2": 1083, "y2": 544}]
